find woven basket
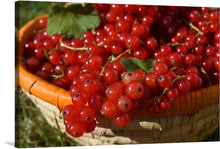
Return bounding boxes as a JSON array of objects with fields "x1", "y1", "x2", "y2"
[{"x1": 17, "y1": 15, "x2": 220, "y2": 145}]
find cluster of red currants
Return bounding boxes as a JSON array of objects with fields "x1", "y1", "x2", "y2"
[{"x1": 23, "y1": 4, "x2": 219, "y2": 138}]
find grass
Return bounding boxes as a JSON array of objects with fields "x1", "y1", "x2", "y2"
[{"x1": 15, "y1": 87, "x2": 80, "y2": 148}]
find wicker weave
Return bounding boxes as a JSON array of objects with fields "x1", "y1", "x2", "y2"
[
  {"x1": 22, "y1": 88, "x2": 219, "y2": 145},
  {"x1": 17, "y1": 14, "x2": 220, "y2": 145}
]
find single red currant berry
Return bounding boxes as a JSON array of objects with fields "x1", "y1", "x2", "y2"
[
  {"x1": 114, "y1": 112, "x2": 131, "y2": 127},
  {"x1": 125, "y1": 80, "x2": 144, "y2": 100},
  {"x1": 66, "y1": 65, "x2": 81, "y2": 81},
  {"x1": 122, "y1": 71, "x2": 137, "y2": 85},
  {"x1": 175, "y1": 79, "x2": 191, "y2": 94},
  {"x1": 168, "y1": 52, "x2": 182, "y2": 67},
  {"x1": 66, "y1": 121, "x2": 85, "y2": 138},
  {"x1": 84, "y1": 119, "x2": 96, "y2": 133},
  {"x1": 88, "y1": 93, "x2": 103, "y2": 111},
  {"x1": 160, "y1": 45, "x2": 172, "y2": 57},
  {"x1": 189, "y1": 10, "x2": 201, "y2": 23},
  {"x1": 185, "y1": 72, "x2": 199, "y2": 89},
  {"x1": 201, "y1": 58, "x2": 212, "y2": 71},
  {"x1": 62, "y1": 105, "x2": 80, "y2": 122},
  {"x1": 158, "y1": 96, "x2": 171, "y2": 110},
  {"x1": 103, "y1": 67, "x2": 118, "y2": 85},
  {"x1": 117, "y1": 95, "x2": 133, "y2": 112},
  {"x1": 79, "y1": 106, "x2": 95, "y2": 123},
  {"x1": 145, "y1": 36, "x2": 158, "y2": 51},
  {"x1": 26, "y1": 56, "x2": 41, "y2": 72},
  {"x1": 39, "y1": 17, "x2": 48, "y2": 28},
  {"x1": 63, "y1": 50, "x2": 78, "y2": 65},
  {"x1": 71, "y1": 91, "x2": 89, "y2": 107},
  {"x1": 49, "y1": 50, "x2": 62, "y2": 65},
  {"x1": 166, "y1": 86, "x2": 179, "y2": 100},
  {"x1": 106, "y1": 83, "x2": 123, "y2": 101},
  {"x1": 101, "y1": 100, "x2": 118, "y2": 118},
  {"x1": 144, "y1": 72, "x2": 158, "y2": 88},
  {"x1": 125, "y1": 35, "x2": 140, "y2": 51},
  {"x1": 158, "y1": 72, "x2": 172, "y2": 88},
  {"x1": 184, "y1": 54, "x2": 196, "y2": 66},
  {"x1": 82, "y1": 77, "x2": 99, "y2": 95},
  {"x1": 153, "y1": 62, "x2": 169, "y2": 75}
]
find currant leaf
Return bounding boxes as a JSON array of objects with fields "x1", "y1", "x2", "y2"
[
  {"x1": 47, "y1": 3, "x2": 100, "y2": 39},
  {"x1": 120, "y1": 57, "x2": 156, "y2": 73}
]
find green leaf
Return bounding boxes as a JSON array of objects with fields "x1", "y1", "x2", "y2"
[
  {"x1": 120, "y1": 57, "x2": 156, "y2": 73},
  {"x1": 47, "y1": 3, "x2": 100, "y2": 39}
]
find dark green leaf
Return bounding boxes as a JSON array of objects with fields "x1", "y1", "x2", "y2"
[
  {"x1": 47, "y1": 3, "x2": 100, "y2": 39},
  {"x1": 120, "y1": 57, "x2": 156, "y2": 73}
]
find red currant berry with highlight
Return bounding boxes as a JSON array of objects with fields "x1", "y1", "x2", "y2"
[
  {"x1": 82, "y1": 77, "x2": 99, "y2": 95},
  {"x1": 168, "y1": 52, "x2": 182, "y2": 67},
  {"x1": 117, "y1": 95, "x2": 133, "y2": 112},
  {"x1": 66, "y1": 121, "x2": 85, "y2": 138},
  {"x1": 62, "y1": 105, "x2": 80, "y2": 122},
  {"x1": 122, "y1": 71, "x2": 137, "y2": 85},
  {"x1": 114, "y1": 112, "x2": 131, "y2": 127},
  {"x1": 125, "y1": 80, "x2": 144, "y2": 100},
  {"x1": 153, "y1": 62, "x2": 169, "y2": 75},
  {"x1": 101, "y1": 100, "x2": 118, "y2": 118},
  {"x1": 72, "y1": 91, "x2": 89, "y2": 107},
  {"x1": 88, "y1": 93, "x2": 103, "y2": 111},
  {"x1": 79, "y1": 106, "x2": 95, "y2": 123},
  {"x1": 106, "y1": 83, "x2": 123, "y2": 102},
  {"x1": 158, "y1": 96, "x2": 171, "y2": 110},
  {"x1": 158, "y1": 72, "x2": 172, "y2": 88},
  {"x1": 166, "y1": 86, "x2": 179, "y2": 100},
  {"x1": 145, "y1": 36, "x2": 158, "y2": 51},
  {"x1": 103, "y1": 67, "x2": 118, "y2": 85},
  {"x1": 144, "y1": 72, "x2": 158, "y2": 88}
]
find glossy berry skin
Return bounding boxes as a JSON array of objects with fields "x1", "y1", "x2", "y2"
[
  {"x1": 145, "y1": 36, "x2": 158, "y2": 51},
  {"x1": 66, "y1": 65, "x2": 81, "y2": 81},
  {"x1": 65, "y1": 121, "x2": 85, "y2": 138},
  {"x1": 184, "y1": 54, "x2": 196, "y2": 66},
  {"x1": 144, "y1": 72, "x2": 158, "y2": 88},
  {"x1": 88, "y1": 93, "x2": 103, "y2": 111},
  {"x1": 125, "y1": 35, "x2": 140, "y2": 51},
  {"x1": 39, "y1": 17, "x2": 48, "y2": 28},
  {"x1": 114, "y1": 112, "x2": 131, "y2": 127},
  {"x1": 185, "y1": 72, "x2": 199, "y2": 89},
  {"x1": 117, "y1": 95, "x2": 133, "y2": 112},
  {"x1": 158, "y1": 97, "x2": 171, "y2": 110},
  {"x1": 62, "y1": 105, "x2": 80, "y2": 122},
  {"x1": 79, "y1": 106, "x2": 95, "y2": 123},
  {"x1": 122, "y1": 71, "x2": 137, "y2": 85},
  {"x1": 166, "y1": 86, "x2": 179, "y2": 100},
  {"x1": 106, "y1": 83, "x2": 123, "y2": 101},
  {"x1": 168, "y1": 52, "x2": 182, "y2": 67},
  {"x1": 153, "y1": 62, "x2": 169, "y2": 75},
  {"x1": 189, "y1": 10, "x2": 201, "y2": 23},
  {"x1": 158, "y1": 72, "x2": 172, "y2": 88},
  {"x1": 84, "y1": 119, "x2": 96, "y2": 133},
  {"x1": 26, "y1": 56, "x2": 41, "y2": 72},
  {"x1": 49, "y1": 50, "x2": 62, "y2": 65},
  {"x1": 82, "y1": 77, "x2": 99, "y2": 95},
  {"x1": 125, "y1": 80, "x2": 144, "y2": 100},
  {"x1": 103, "y1": 67, "x2": 118, "y2": 85},
  {"x1": 175, "y1": 79, "x2": 191, "y2": 94},
  {"x1": 71, "y1": 91, "x2": 89, "y2": 107},
  {"x1": 63, "y1": 50, "x2": 78, "y2": 65},
  {"x1": 101, "y1": 101, "x2": 118, "y2": 118}
]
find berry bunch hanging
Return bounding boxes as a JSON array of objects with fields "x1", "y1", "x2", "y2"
[{"x1": 23, "y1": 3, "x2": 219, "y2": 138}]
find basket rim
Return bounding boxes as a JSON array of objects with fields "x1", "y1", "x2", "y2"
[{"x1": 17, "y1": 14, "x2": 220, "y2": 119}]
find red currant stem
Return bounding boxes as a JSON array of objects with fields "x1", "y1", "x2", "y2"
[
  {"x1": 170, "y1": 65, "x2": 185, "y2": 71},
  {"x1": 59, "y1": 36, "x2": 88, "y2": 51},
  {"x1": 51, "y1": 67, "x2": 64, "y2": 80},
  {"x1": 110, "y1": 49, "x2": 131, "y2": 63},
  {"x1": 43, "y1": 49, "x2": 49, "y2": 59},
  {"x1": 167, "y1": 42, "x2": 184, "y2": 47},
  {"x1": 156, "y1": 75, "x2": 185, "y2": 103},
  {"x1": 140, "y1": 39, "x2": 145, "y2": 46},
  {"x1": 200, "y1": 67, "x2": 212, "y2": 86},
  {"x1": 97, "y1": 55, "x2": 114, "y2": 80},
  {"x1": 189, "y1": 22, "x2": 204, "y2": 36}
]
